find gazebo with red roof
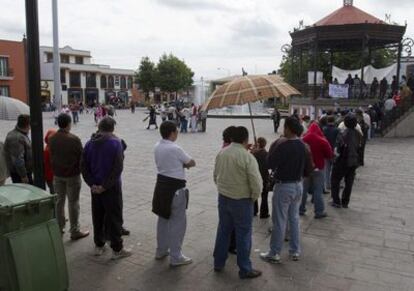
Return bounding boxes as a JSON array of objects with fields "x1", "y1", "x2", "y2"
[{"x1": 289, "y1": 0, "x2": 407, "y2": 97}]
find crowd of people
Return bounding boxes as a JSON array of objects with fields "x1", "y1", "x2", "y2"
[
  {"x1": 144, "y1": 103, "x2": 207, "y2": 133},
  {"x1": 0, "y1": 104, "x2": 367, "y2": 280},
  {"x1": 321, "y1": 73, "x2": 414, "y2": 100}
]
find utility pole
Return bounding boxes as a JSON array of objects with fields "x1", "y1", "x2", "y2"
[
  {"x1": 52, "y1": 0, "x2": 62, "y2": 110},
  {"x1": 25, "y1": 0, "x2": 45, "y2": 189}
]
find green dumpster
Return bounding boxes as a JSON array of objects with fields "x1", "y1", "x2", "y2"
[{"x1": 0, "y1": 184, "x2": 69, "y2": 291}]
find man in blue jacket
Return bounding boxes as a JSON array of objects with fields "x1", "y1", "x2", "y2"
[{"x1": 81, "y1": 117, "x2": 132, "y2": 260}]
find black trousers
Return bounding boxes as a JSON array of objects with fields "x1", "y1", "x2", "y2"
[
  {"x1": 331, "y1": 165, "x2": 357, "y2": 207},
  {"x1": 10, "y1": 172, "x2": 33, "y2": 184},
  {"x1": 273, "y1": 121, "x2": 280, "y2": 133},
  {"x1": 254, "y1": 182, "x2": 269, "y2": 217},
  {"x1": 92, "y1": 184, "x2": 123, "y2": 252}
]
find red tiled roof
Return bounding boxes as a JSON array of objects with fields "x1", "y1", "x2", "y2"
[{"x1": 315, "y1": 5, "x2": 384, "y2": 26}]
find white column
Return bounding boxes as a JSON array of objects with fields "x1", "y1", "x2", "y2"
[{"x1": 52, "y1": 0, "x2": 62, "y2": 110}]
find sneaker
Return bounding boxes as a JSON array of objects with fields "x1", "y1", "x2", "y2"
[
  {"x1": 342, "y1": 204, "x2": 349, "y2": 209},
  {"x1": 314, "y1": 213, "x2": 328, "y2": 219},
  {"x1": 121, "y1": 227, "x2": 130, "y2": 236},
  {"x1": 70, "y1": 230, "x2": 90, "y2": 241},
  {"x1": 330, "y1": 202, "x2": 342, "y2": 208},
  {"x1": 111, "y1": 248, "x2": 132, "y2": 260},
  {"x1": 260, "y1": 252, "x2": 281, "y2": 264},
  {"x1": 239, "y1": 269, "x2": 262, "y2": 279},
  {"x1": 155, "y1": 251, "x2": 169, "y2": 260},
  {"x1": 290, "y1": 253, "x2": 300, "y2": 261},
  {"x1": 170, "y1": 255, "x2": 193, "y2": 267},
  {"x1": 94, "y1": 245, "x2": 106, "y2": 256}
]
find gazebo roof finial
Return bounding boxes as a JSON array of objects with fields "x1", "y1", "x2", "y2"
[{"x1": 344, "y1": 0, "x2": 353, "y2": 6}]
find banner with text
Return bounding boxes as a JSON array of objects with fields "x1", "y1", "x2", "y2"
[{"x1": 329, "y1": 84, "x2": 349, "y2": 99}]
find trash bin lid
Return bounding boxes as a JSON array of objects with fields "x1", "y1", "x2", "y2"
[{"x1": 0, "y1": 184, "x2": 51, "y2": 207}]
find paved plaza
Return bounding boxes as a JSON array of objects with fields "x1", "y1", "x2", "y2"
[{"x1": 2, "y1": 109, "x2": 414, "y2": 291}]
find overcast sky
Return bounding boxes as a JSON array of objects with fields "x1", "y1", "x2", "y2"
[{"x1": 2, "y1": 0, "x2": 413, "y2": 81}]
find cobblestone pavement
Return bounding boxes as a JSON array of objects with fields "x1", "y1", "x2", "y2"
[{"x1": 2, "y1": 109, "x2": 414, "y2": 291}]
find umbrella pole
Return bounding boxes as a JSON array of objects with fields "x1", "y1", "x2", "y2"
[{"x1": 248, "y1": 102, "x2": 257, "y2": 145}]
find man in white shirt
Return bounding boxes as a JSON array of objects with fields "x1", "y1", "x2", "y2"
[{"x1": 152, "y1": 121, "x2": 196, "y2": 267}]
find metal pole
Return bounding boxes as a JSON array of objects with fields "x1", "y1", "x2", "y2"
[
  {"x1": 396, "y1": 42, "x2": 403, "y2": 86},
  {"x1": 52, "y1": 0, "x2": 62, "y2": 110},
  {"x1": 248, "y1": 102, "x2": 257, "y2": 144},
  {"x1": 25, "y1": 0, "x2": 45, "y2": 189}
]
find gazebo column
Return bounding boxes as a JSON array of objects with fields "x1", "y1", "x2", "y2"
[
  {"x1": 313, "y1": 41, "x2": 319, "y2": 99},
  {"x1": 299, "y1": 48, "x2": 303, "y2": 83},
  {"x1": 360, "y1": 37, "x2": 366, "y2": 83},
  {"x1": 330, "y1": 50, "x2": 334, "y2": 80},
  {"x1": 290, "y1": 48, "x2": 295, "y2": 84},
  {"x1": 396, "y1": 41, "x2": 403, "y2": 86}
]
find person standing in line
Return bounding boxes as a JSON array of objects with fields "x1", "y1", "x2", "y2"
[
  {"x1": 146, "y1": 106, "x2": 158, "y2": 130},
  {"x1": 271, "y1": 107, "x2": 281, "y2": 133},
  {"x1": 355, "y1": 110, "x2": 369, "y2": 167},
  {"x1": 252, "y1": 137, "x2": 270, "y2": 218},
  {"x1": 81, "y1": 117, "x2": 132, "y2": 259},
  {"x1": 379, "y1": 77, "x2": 388, "y2": 100},
  {"x1": 220, "y1": 126, "x2": 238, "y2": 255},
  {"x1": 299, "y1": 123, "x2": 334, "y2": 219},
  {"x1": 260, "y1": 117, "x2": 313, "y2": 264},
  {"x1": 0, "y1": 141, "x2": 9, "y2": 186},
  {"x1": 213, "y1": 126, "x2": 263, "y2": 279},
  {"x1": 49, "y1": 113, "x2": 89, "y2": 240},
  {"x1": 330, "y1": 114, "x2": 362, "y2": 209},
  {"x1": 191, "y1": 103, "x2": 198, "y2": 133},
  {"x1": 322, "y1": 116, "x2": 339, "y2": 191},
  {"x1": 44, "y1": 129, "x2": 57, "y2": 194},
  {"x1": 4, "y1": 114, "x2": 33, "y2": 184},
  {"x1": 152, "y1": 121, "x2": 196, "y2": 267}
]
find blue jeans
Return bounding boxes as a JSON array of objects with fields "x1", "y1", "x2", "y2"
[
  {"x1": 324, "y1": 160, "x2": 333, "y2": 189},
  {"x1": 269, "y1": 182, "x2": 302, "y2": 255},
  {"x1": 180, "y1": 119, "x2": 188, "y2": 133},
  {"x1": 214, "y1": 195, "x2": 253, "y2": 276},
  {"x1": 300, "y1": 170, "x2": 325, "y2": 216}
]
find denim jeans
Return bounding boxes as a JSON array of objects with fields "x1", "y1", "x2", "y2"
[
  {"x1": 269, "y1": 182, "x2": 302, "y2": 255},
  {"x1": 300, "y1": 170, "x2": 325, "y2": 216},
  {"x1": 324, "y1": 160, "x2": 333, "y2": 189},
  {"x1": 213, "y1": 195, "x2": 253, "y2": 276}
]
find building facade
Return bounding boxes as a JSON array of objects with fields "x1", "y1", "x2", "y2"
[
  {"x1": 0, "y1": 39, "x2": 28, "y2": 103},
  {"x1": 40, "y1": 46, "x2": 135, "y2": 106}
]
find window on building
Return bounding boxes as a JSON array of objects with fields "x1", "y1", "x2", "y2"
[
  {"x1": 75, "y1": 56, "x2": 84, "y2": 64},
  {"x1": 60, "y1": 69, "x2": 66, "y2": 83},
  {"x1": 46, "y1": 53, "x2": 53, "y2": 63},
  {"x1": 115, "y1": 76, "x2": 120, "y2": 87},
  {"x1": 101, "y1": 75, "x2": 107, "y2": 89},
  {"x1": 0, "y1": 86, "x2": 10, "y2": 96},
  {"x1": 86, "y1": 72, "x2": 96, "y2": 88},
  {"x1": 108, "y1": 76, "x2": 114, "y2": 89},
  {"x1": 69, "y1": 72, "x2": 81, "y2": 87},
  {"x1": 60, "y1": 54, "x2": 69, "y2": 64},
  {"x1": 127, "y1": 77, "x2": 133, "y2": 89},
  {"x1": 0, "y1": 57, "x2": 9, "y2": 77},
  {"x1": 120, "y1": 76, "x2": 127, "y2": 89}
]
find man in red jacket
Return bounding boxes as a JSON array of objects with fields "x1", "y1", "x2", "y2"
[{"x1": 300, "y1": 122, "x2": 334, "y2": 219}]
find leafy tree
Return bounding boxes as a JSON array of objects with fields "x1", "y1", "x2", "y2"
[
  {"x1": 135, "y1": 57, "x2": 156, "y2": 100},
  {"x1": 155, "y1": 54, "x2": 194, "y2": 97}
]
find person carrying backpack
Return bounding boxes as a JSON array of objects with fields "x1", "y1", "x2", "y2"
[{"x1": 330, "y1": 114, "x2": 363, "y2": 209}]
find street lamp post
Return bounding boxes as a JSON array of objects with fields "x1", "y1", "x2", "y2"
[
  {"x1": 25, "y1": 0, "x2": 45, "y2": 189},
  {"x1": 52, "y1": 0, "x2": 62, "y2": 110}
]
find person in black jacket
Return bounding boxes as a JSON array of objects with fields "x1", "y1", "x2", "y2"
[
  {"x1": 252, "y1": 137, "x2": 270, "y2": 218},
  {"x1": 330, "y1": 114, "x2": 362, "y2": 209},
  {"x1": 271, "y1": 108, "x2": 281, "y2": 133}
]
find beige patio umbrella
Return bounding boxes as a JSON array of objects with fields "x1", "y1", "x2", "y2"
[{"x1": 202, "y1": 74, "x2": 301, "y2": 142}]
